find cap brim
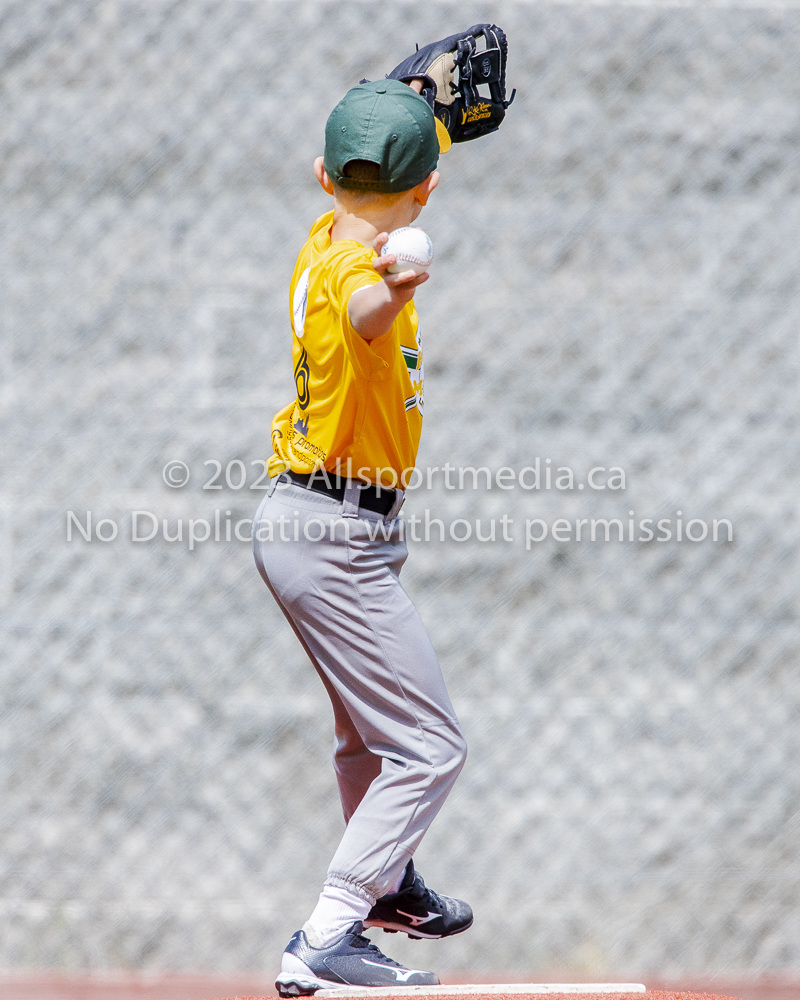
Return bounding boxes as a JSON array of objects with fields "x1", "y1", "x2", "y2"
[{"x1": 435, "y1": 116, "x2": 452, "y2": 153}]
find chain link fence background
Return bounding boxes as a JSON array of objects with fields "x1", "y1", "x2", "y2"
[{"x1": 2, "y1": 0, "x2": 799, "y2": 979}]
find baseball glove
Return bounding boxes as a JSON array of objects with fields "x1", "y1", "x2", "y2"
[{"x1": 386, "y1": 24, "x2": 515, "y2": 145}]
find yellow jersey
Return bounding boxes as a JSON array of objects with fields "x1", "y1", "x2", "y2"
[{"x1": 268, "y1": 210, "x2": 424, "y2": 488}]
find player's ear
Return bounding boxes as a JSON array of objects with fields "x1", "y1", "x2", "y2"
[
  {"x1": 314, "y1": 156, "x2": 335, "y2": 195},
  {"x1": 414, "y1": 170, "x2": 440, "y2": 207}
]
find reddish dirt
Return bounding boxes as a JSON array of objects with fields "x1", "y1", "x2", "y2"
[{"x1": 0, "y1": 971, "x2": 276, "y2": 1000}]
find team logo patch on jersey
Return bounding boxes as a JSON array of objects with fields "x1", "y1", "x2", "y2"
[
  {"x1": 401, "y1": 345, "x2": 420, "y2": 371},
  {"x1": 293, "y1": 415, "x2": 309, "y2": 436},
  {"x1": 401, "y1": 331, "x2": 424, "y2": 415}
]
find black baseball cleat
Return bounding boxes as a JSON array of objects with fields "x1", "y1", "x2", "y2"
[
  {"x1": 364, "y1": 859, "x2": 473, "y2": 939},
  {"x1": 274, "y1": 920, "x2": 439, "y2": 996}
]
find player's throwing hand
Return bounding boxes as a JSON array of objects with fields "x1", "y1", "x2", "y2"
[{"x1": 372, "y1": 232, "x2": 429, "y2": 290}]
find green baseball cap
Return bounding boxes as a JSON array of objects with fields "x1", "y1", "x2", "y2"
[{"x1": 324, "y1": 79, "x2": 439, "y2": 193}]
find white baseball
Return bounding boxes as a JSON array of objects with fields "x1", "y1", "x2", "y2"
[{"x1": 381, "y1": 227, "x2": 434, "y2": 275}]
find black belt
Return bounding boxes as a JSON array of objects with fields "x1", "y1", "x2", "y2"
[{"x1": 284, "y1": 471, "x2": 398, "y2": 516}]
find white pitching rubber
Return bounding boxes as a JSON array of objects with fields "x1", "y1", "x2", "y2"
[{"x1": 315, "y1": 985, "x2": 647, "y2": 997}]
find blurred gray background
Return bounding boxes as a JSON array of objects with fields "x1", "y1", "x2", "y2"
[{"x1": 2, "y1": 0, "x2": 799, "y2": 981}]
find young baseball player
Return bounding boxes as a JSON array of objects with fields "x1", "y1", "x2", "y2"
[{"x1": 252, "y1": 27, "x2": 513, "y2": 996}]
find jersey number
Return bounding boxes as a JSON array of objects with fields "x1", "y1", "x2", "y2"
[{"x1": 294, "y1": 347, "x2": 310, "y2": 410}]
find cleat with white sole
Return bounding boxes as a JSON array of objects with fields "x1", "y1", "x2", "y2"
[{"x1": 275, "y1": 921, "x2": 439, "y2": 996}]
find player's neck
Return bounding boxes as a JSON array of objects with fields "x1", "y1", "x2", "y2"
[{"x1": 329, "y1": 198, "x2": 417, "y2": 247}]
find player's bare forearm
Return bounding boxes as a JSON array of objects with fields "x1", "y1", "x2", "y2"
[{"x1": 347, "y1": 233, "x2": 429, "y2": 340}]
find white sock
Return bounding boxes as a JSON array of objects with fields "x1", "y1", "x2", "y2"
[{"x1": 302, "y1": 884, "x2": 372, "y2": 949}]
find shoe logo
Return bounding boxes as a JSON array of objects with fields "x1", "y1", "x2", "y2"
[
  {"x1": 361, "y1": 960, "x2": 426, "y2": 982},
  {"x1": 396, "y1": 909, "x2": 439, "y2": 927}
]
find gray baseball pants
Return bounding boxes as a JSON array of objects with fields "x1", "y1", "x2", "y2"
[{"x1": 252, "y1": 478, "x2": 466, "y2": 905}]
